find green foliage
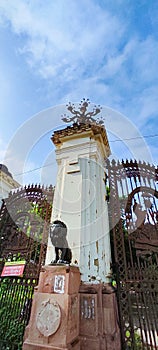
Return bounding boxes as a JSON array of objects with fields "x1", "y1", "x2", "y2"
[
  {"x1": 126, "y1": 330, "x2": 146, "y2": 350},
  {"x1": 106, "y1": 185, "x2": 110, "y2": 201},
  {"x1": 0, "y1": 278, "x2": 33, "y2": 350},
  {"x1": 134, "y1": 332, "x2": 144, "y2": 350},
  {"x1": 0, "y1": 313, "x2": 25, "y2": 350}
]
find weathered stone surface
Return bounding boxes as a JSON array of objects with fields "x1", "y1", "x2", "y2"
[
  {"x1": 22, "y1": 342, "x2": 80, "y2": 350},
  {"x1": 38, "y1": 265, "x2": 81, "y2": 295},
  {"x1": 36, "y1": 299, "x2": 61, "y2": 337},
  {"x1": 79, "y1": 283, "x2": 121, "y2": 350},
  {"x1": 22, "y1": 265, "x2": 81, "y2": 350},
  {"x1": 45, "y1": 123, "x2": 112, "y2": 283}
]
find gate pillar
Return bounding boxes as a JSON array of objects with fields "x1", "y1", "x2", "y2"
[
  {"x1": 45, "y1": 120, "x2": 111, "y2": 283},
  {"x1": 23, "y1": 100, "x2": 121, "y2": 350},
  {"x1": 22, "y1": 265, "x2": 81, "y2": 350}
]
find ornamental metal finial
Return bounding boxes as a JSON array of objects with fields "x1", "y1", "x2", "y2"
[{"x1": 61, "y1": 98, "x2": 104, "y2": 125}]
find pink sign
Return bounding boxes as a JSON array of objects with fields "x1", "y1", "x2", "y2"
[{"x1": 1, "y1": 261, "x2": 25, "y2": 277}]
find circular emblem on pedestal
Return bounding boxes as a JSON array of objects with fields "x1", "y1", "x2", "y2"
[{"x1": 36, "y1": 299, "x2": 61, "y2": 337}]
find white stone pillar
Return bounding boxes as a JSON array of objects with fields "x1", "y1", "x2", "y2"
[{"x1": 45, "y1": 123, "x2": 111, "y2": 283}]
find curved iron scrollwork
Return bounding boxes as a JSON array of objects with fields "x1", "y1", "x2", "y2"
[
  {"x1": 125, "y1": 187, "x2": 158, "y2": 258},
  {"x1": 0, "y1": 184, "x2": 54, "y2": 277}
]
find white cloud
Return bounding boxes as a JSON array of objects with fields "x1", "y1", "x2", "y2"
[
  {"x1": 132, "y1": 86, "x2": 158, "y2": 123},
  {"x1": 1, "y1": 0, "x2": 156, "y2": 97},
  {"x1": 132, "y1": 37, "x2": 158, "y2": 84},
  {"x1": 0, "y1": 0, "x2": 157, "y2": 167},
  {"x1": 0, "y1": 0, "x2": 125, "y2": 80}
]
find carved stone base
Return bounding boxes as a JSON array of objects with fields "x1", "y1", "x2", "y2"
[
  {"x1": 22, "y1": 265, "x2": 81, "y2": 350},
  {"x1": 23, "y1": 266, "x2": 121, "y2": 350},
  {"x1": 22, "y1": 340, "x2": 80, "y2": 350},
  {"x1": 79, "y1": 283, "x2": 121, "y2": 350}
]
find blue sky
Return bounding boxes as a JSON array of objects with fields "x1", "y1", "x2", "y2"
[{"x1": 0, "y1": 0, "x2": 158, "y2": 186}]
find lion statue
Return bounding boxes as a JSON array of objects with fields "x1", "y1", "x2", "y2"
[{"x1": 49, "y1": 220, "x2": 72, "y2": 264}]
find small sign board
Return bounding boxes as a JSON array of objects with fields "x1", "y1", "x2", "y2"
[
  {"x1": 1, "y1": 261, "x2": 26, "y2": 277},
  {"x1": 54, "y1": 275, "x2": 65, "y2": 294}
]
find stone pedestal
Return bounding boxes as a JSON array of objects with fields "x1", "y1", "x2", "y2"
[
  {"x1": 79, "y1": 283, "x2": 121, "y2": 350},
  {"x1": 23, "y1": 265, "x2": 81, "y2": 350}
]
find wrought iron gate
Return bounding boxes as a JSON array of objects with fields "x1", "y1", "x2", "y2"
[
  {"x1": 0, "y1": 184, "x2": 54, "y2": 349},
  {"x1": 107, "y1": 159, "x2": 158, "y2": 350}
]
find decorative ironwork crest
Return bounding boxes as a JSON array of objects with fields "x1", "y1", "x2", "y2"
[{"x1": 61, "y1": 98, "x2": 104, "y2": 125}]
